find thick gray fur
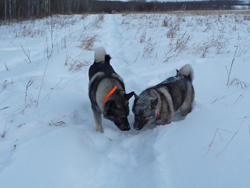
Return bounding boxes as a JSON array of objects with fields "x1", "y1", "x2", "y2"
[
  {"x1": 132, "y1": 64, "x2": 195, "y2": 130},
  {"x1": 89, "y1": 47, "x2": 134, "y2": 133}
]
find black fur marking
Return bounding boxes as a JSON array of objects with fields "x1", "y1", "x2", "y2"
[
  {"x1": 89, "y1": 60, "x2": 115, "y2": 80},
  {"x1": 105, "y1": 55, "x2": 111, "y2": 64},
  {"x1": 125, "y1": 92, "x2": 135, "y2": 101}
]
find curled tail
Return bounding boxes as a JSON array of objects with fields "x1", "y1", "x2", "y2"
[
  {"x1": 94, "y1": 47, "x2": 111, "y2": 64},
  {"x1": 176, "y1": 64, "x2": 194, "y2": 82}
]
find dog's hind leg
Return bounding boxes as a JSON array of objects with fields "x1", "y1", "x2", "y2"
[
  {"x1": 180, "y1": 104, "x2": 192, "y2": 116},
  {"x1": 92, "y1": 107, "x2": 103, "y2": 133},
  {"x1": 180, "y1": 94, "x2": 193, "y2": 116},
  {"x1": 180, "y1": 83, "x2": 194, "y2": 116}
]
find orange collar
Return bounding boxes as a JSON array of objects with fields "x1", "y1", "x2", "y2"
[
  {"x1": 104, "y1": 86, "x2": 117, "y2": 104},
  {"x1": 157, "y1": 111, "x2": 160, "y2": 117}
]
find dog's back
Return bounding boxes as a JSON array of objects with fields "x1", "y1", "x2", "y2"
[
  {"x1": 89, "y1": 47, "x2": 125, "y2": 110},
  {"x1": 89, "y1": 47, "x2": 113, "y2": 80},
  {"x1": 88, "y1": 47, "x2": 134, "y2": 132},
  {"x1": 156, "y1": 76, "x2": 191, "y2": 111},
  {"x1": 133, "y1": 64, "x2": 195, "y2": 130}
]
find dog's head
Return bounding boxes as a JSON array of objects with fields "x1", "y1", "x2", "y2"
[
  {"x1": 103, "y1": 90, "x2": 134, "y2": 131},
  {"x1": 132, "y1": 93, "x2": 158, "y2": 130}
]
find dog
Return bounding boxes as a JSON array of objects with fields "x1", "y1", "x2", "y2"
[
  {"x1": 88, "y1": 47, "x2": 134, "y2": 133},
  {"x1": 132, "y1": 64, "x2": 195, "y2": 130}
]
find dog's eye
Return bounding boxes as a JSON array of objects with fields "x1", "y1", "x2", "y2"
[
  {"x1": 118, "y1": 117, "x2": 125, "y2": 121},
  {"x1": 142, "y1": 116, "x2": 149, "y2": 119}
]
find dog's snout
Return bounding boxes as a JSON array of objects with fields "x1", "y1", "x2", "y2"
[
  {"x1": 120, "y1": 125, "x2": 130, "y2": 131},
  {"x1": 115, "y1": 117, "x2": 130, "y2": 131},
  {"x1": 133, "y1": 121, "x2": 144, "y2": 130},
  {"x1": 133, "y1": 124, "x2": 140, "y2": 130}
]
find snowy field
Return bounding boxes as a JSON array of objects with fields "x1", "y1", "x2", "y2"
[{"x1": 0, "y1": 11, "x2": 250, "y2": 188}]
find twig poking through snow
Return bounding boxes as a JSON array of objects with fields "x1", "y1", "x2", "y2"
[
  {"x1": 226, "y1": 46, "x2": 238, "y2": 86},
  {"x1": 215, "y1": 117, "x2": 246, "y2": 155},
  {"x1": 207, "y1": 128, "x2": 235, "y2": 154},
  {"x1": 49, "y1": 120, "x2": 66, "y2": 126},
  {"x1": 4, "y1": 63, "x2": 10, "y2": 71},
  {"x1": 21, "y1": 45, "x2": 32, "y2": 64},
  {"x1": 1, "y1": 119, "x2": 8, "y2": 138},
  {"x1": 36, "y1": 50, "x2": 53, "y2": 107},
  {"x1": 43, "y1": 77, "x2": 65, "y2": 100},
  {"x1": 207, "y1": 117, "x2": 246, "y2": 155},
  {"x1": 0, "y1": 106, "x2": 9, "y2": 111}
]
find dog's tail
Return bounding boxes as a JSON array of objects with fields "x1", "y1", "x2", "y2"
[
  {"x1": 94, "y1": 47, "x2": 111, "y2": 64},
  {"x1": 176, "y1": 64, "x2": 194, "y2": 82}
]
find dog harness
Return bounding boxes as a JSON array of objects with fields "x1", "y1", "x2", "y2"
[
  {"x1": 157, "y1": 111, "x2": 160, "y2": 117},
  {"x1": 104, "y1": 86, "x2": 117, "y2": 103}
]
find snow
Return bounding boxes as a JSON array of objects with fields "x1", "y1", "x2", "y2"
[{"x1": 1, "y1": 12, "x2": 250, "y2": 188}]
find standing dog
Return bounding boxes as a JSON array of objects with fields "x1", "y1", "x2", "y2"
[
  {"x1": 89, "y1": 47, "x2": 134, "y2": 133},
  {"x1": 132, "y1": 64, "x2": 195, "y2": 130}
]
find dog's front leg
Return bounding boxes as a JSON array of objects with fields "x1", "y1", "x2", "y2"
[{"x1": 92, "y1": 107, "x2": 103, "y2": 133}]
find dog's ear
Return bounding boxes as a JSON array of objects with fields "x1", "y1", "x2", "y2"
[
  {"x1": 133, "y1": 92, "x2": 139, "y2": 100},
  {"x1": 124, "y1": 92, "x2": 135, "y2": 101},
  {"x1": 176, "y1": 69, "x2": 179, "y2": 76},
  {"x1": 105, "y1": 55, "x2": 111, "y2": 64},
  {"x1": 150, "y1": 98, "x2": 158, "y2": 109}
]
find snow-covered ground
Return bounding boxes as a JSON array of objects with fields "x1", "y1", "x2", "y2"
[{"x1": 0, "y1": 11, "x2": 250, "y2": 188}]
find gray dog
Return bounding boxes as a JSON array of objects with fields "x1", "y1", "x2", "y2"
[
  {"x1": 132, "y1": 64, "x2": 195, "y2": 130},
  {"x1": 88, "y1": 47, "x2": 134, "y2": 133}
]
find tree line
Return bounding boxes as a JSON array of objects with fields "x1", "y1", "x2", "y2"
[{"x1": 0, "y1": 0, "x2": 246, "y2": 21}]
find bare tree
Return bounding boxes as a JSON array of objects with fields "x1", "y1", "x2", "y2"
[
  {"x1": 5, "y1": 0, "x2": 7, "y2": 21},
  {"x1": 8, "y1": 0, "x2": 11, "y2": 19}
]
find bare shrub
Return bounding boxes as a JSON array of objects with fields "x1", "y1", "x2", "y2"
[
  {"x1": 166, "y1": 20, "x2": 179, "y2": 39},
  {"x1": 81, "y1": 14, "x2": 89, "y2": 20},
  {"x1": 237, "y1": 45, "x2": 248, "y2": 57},
  {"x1": 162, "y1": 17, "x2": 168, "y2": 27},
  {"x1": 243, "y1": 15, "x2": 250, "y2": 21},
  {"x1": 203, "y1": 23, "x2": 211, "y2": 32},
  {"x1": 226, "y1": 46, "x2": 238, "y2": 86},
  {"x1": 21, "y1": 45, "x2": 32, "y2": 63},
  {"x1": 24, "y1": 79, "x2": 35, "y2": 108},
  {"x1": 65, "y1": 51, "x2": 71, "y2": 66},
  {"x1": 121, "y1": 18, "x2": 129, "y2": 25},
  {"x1": 193, "y1": 34, "x2": 229, "y2": 58},
  {"x1": 171, "y1": 32, "x2": 191, "y2": 54},
  {"x1": 167, "y1": 28, "x2": 176, "y2": 38},
  {"x1": 230, "y1": 78, "x2": 249, "y2": 89},
  {"x1": 164, "y1": 49, "x2": 173, "y2": 63},
  {"x1": 140, "y1": 30, "x2": 146, "y2": 43},
  {"x1": 0, "y1": 80, "x2": 14, "y2": 93},
  {"x1": 164, "y1": 32, "x2": 190, "y2": 63},
  {"x1": 142, "y1": 37, "x2": 156, "y2": 58},
  {"x1": 214, "y1": 34, "x2": 230, "y2": 55},
  {"x1": 92, "y1": 14, "x2": 104, "y2": 28},
  {"x1": 68, "y1": 60, "x2": 90, "y2": 72},
  {"x1": 195, "y1": 18, "x2": 204, "y2": 26},
  {"x1": 20, "y1": 78, "x2": 36, "y2": 114},
  {"x1": 65, "y1": 52, "x2": 90, "y2": 72},
  {"x1": 79, "y1": 35, "x2": 97, "y2": 51}
]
